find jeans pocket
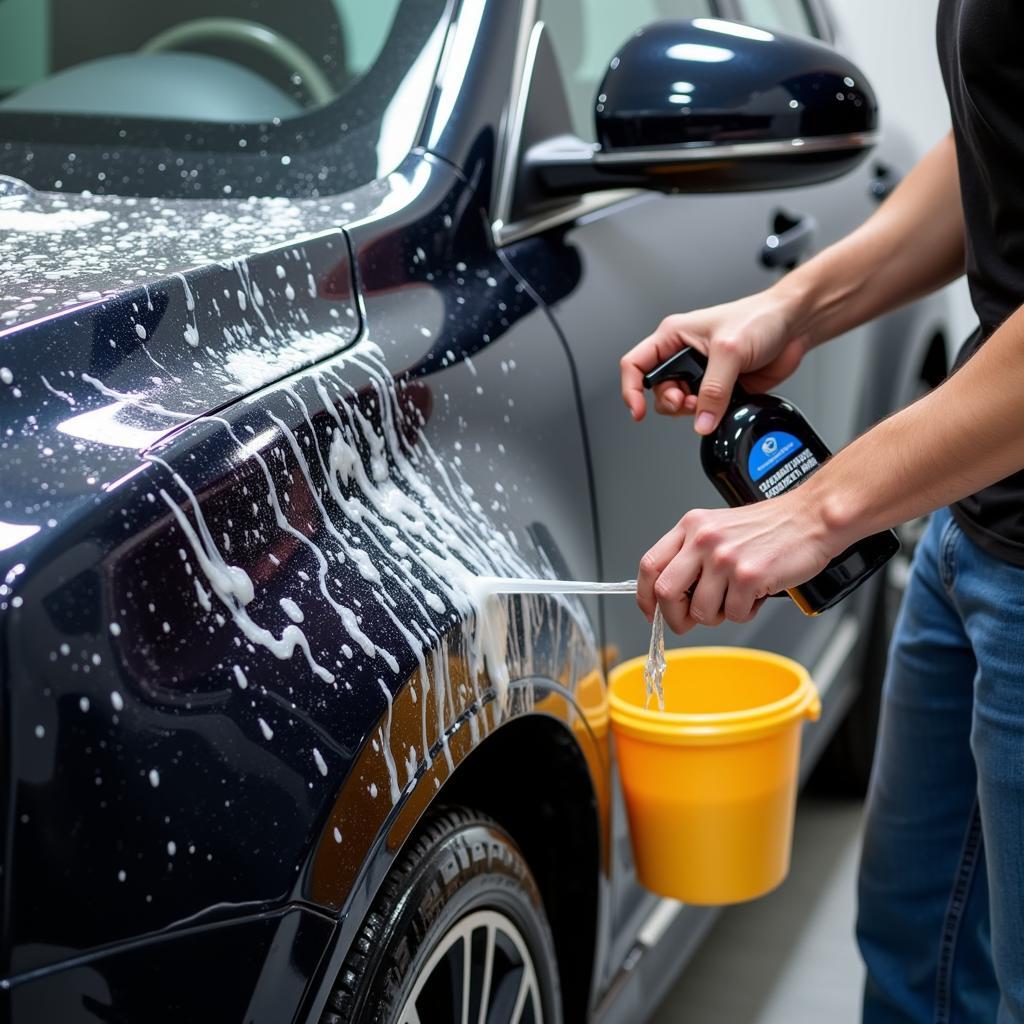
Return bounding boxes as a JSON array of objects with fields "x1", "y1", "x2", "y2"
[{"x1": 938, "y1": 512, "x2": 960, "y2": 593}]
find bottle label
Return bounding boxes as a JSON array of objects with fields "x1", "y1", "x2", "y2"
[
  {"x1": 757, "y1": 448, "x2": 820, "y2": 498},
  {"x1": 749, "y1": 431, "x2": 820, "y2": 498},
  {"x1": 750, "y1": 430, "x2": 820, "y2": 498},
  {"x1": 749, "y1": 431, "x2": 804, "y2": 481}
]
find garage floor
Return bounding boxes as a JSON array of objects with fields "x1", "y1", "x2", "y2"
[{"x1": 650, "y1": 797, "x2": 865, "y2": 1024}]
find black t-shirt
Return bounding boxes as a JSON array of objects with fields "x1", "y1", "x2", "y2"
[{"x1": 938, "y1": 0, "x2": 1024, "y2": 565}]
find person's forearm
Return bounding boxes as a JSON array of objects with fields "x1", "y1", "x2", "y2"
[
  {"x1": 774, "y1": 132, "x2": 965, "y2": 348},
  {"x1": 805, "y1": 303, "x2": 1024, "y2": 549}
]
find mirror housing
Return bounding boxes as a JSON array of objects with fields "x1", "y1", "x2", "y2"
[{"x1": 525, "y1": 18, "x2": 878, "y2": 198}]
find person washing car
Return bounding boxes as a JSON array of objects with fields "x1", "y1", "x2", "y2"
[{"x1": 620, "y1": 3, "x2": 1024, "y2": 1020}]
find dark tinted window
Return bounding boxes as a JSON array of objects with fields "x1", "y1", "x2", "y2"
[{"x1": 0, "y1": 0, "x2": 450, "y2": 198}]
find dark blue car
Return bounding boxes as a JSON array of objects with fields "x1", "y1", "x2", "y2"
[{"x1": 0, "y1": 1, "x2": 950, "y2": 1021}]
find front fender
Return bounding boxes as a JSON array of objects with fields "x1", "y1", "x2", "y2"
[
  {"x1": 0, "y1": 150, "x2": 604, "y2": 1019},
  {"x1": 0, "y1": 327, "x2": 604, "y2": 987},
  {"x1": 306, "y1": 639, "x2": 609, "y2": 916},
  {"x1": 300, "y1": 661, "x2": 609, "y2": 1024}
]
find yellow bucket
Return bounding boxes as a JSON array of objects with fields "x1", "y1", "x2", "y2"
[{"x1": 608, "y1": 647, "x2": 820, "y2": 905}]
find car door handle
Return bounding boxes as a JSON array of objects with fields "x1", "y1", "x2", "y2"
[
  {"x1": 869, "y1": 162, "x2": 901, "y2": 203},
  {"x1": 761, "y1": 211, "x2": 817, "y2": 270}
]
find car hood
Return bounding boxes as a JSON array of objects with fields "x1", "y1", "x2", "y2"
[
  {"x1": 0, "y1": 183, "x2": 366, "y2": 326},
  {"x1": 0, "y1": 174, "x2": 407, "y2": 574}
]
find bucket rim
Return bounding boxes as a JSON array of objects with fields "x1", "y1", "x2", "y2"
[{"x1": 608, "y1": 646, "x2": 819, "y2": 740}]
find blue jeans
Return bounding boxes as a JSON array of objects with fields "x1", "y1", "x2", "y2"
[{"x1": 859, "y1": 506, "x2": 1024, "y2": 1023}]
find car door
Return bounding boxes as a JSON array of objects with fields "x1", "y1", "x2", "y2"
[{"x1": 500, "y1": 0, "x2": 843, "y2": 981}]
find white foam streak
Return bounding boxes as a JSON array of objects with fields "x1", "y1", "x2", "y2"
[
  {"x1": 152, "y1": 464, "x2": 334, "y2": 683},
  {"x1": 147, "y1": 337, "x2": 596, "y2": 805},
  {"x1": 377, "y1": 680, "x2": 402, "y2": 803}
]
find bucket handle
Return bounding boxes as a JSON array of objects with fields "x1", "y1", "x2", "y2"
[{"x1": 805, "y1": 692, "x2": 822, "y2": 722}]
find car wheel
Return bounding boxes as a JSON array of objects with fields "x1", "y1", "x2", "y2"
[{"x1": 321, "y1": 806, "x2": 563, "y2": 1024}]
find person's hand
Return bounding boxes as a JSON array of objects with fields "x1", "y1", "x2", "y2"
[
  {"x1": 620, "y1": 288, "x2": 810, "y2": 435},
  {"x1": 637, "y1": 488, "x2": 841, "y2": 634}
]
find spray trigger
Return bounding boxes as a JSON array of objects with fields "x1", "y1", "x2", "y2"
[{"x1": 643, "y1": 347, "x2": 708, "y2": 391}]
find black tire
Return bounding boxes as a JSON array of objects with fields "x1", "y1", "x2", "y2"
[{"x1": 321, "y1": 806, "x2": 563, "y2": 1024}]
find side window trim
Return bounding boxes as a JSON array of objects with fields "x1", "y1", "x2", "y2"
[
  {"x1": 803, "y1": 0, "x2": 835, "y2": 42},
  {"x1": 727, "y1": 0, "x2": 833, "y2": 42},
  {"x1": 714, "y1": 0, "x2": 744, "y2": 19},
  {"x1": 492, "y1": 0, "x2": 544, "y2": 244}
]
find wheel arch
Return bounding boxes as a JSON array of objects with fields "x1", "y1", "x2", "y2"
[{"x1": 301, "y1": 659, "x2": 610, "y2": 1024}]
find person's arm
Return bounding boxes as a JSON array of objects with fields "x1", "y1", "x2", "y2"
[
  {"x1": 776, "y1": 130, "x2": 965, "y2": 348},
  {"x1": 621, "y1": 132, "x2": 965, "y2": 433},
  {"x1": 639, "y1": 306, "x2": 1024, "y2": 634}
]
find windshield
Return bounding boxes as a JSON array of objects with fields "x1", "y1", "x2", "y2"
[{"x1": 0, "y1": 0, "x2": 450, "y2": 198}]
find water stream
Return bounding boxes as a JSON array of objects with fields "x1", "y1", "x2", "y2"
[
  {"x1": 476, "y1": 576, "x2": 668, "y2": 711},
  {"x1": 473, "y1": 576, "x2": 636, "y2": 596},
  {"x1": 643, "y1": 606, "x2": 666, "y2": 711}
]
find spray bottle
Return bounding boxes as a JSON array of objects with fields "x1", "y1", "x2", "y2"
[{"x1": 644, "y1": 347, "x2": 899, "y2": 615}]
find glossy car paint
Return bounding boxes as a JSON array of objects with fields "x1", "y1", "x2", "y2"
[
  {"x1": 2, "y1": 144, "x2": 608, "y2": 1019},
  {"x1": 0, "y1": 2, "x2": 948, "y2": 1022},
  {"x1": 595, "y1": 19, "x2": 877, "y2": 147}
]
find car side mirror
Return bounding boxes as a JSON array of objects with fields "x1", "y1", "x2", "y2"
[{"x1": 524, "y1": 18, "x2": 878, "y2": 200}]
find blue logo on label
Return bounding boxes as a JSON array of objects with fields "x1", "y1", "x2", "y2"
[{"x1": 749, "y1": 431, "x2": 803, "y2": 481}]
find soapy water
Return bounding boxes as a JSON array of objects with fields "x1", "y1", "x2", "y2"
[
  {"x1": 644, "y1": 606, "x2": 667, "y2": 711},
  {"x1": 479, "y1": 576, "x2": 668, "y2": 709},
  {"x1": 0, "y1": 187, "x2": 615, "y2": 879},
  {"x1": 476, "y1": 577, "x2": 636, "y2": 596}
]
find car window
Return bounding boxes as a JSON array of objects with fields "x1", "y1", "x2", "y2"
[
  {"x1": 0, "y1": 0, "x2": 450, "y2": 198},
  {"x1": 0, "y1": 0, "x2": 405, "y2": 120},
  {"x1": 737, "y1": 0, "x2": 820, "y2": 39},
  {"x1": 541, "y1": 0, "x2": 718, "y2": 143}
]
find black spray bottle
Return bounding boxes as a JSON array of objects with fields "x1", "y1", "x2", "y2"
[{"x1": 644, "y1": 347, "x2": 899, "y2": 616}]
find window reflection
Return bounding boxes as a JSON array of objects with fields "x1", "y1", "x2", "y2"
[
  {"x1": 0, "y1": 520, "x2": 40, "y2": 552},
  {"x1": 692, "y1": 18, "x2": 775, "y2": 43},
  {"x1": 666, "y1": 43, "x2": 735, "y2": 63},
  {"x1": 57, "y1": 402, "x2": 171, "y2": 450},
  {"x1": 0, "y1": 0, "x2": 450, "y2": 199}
]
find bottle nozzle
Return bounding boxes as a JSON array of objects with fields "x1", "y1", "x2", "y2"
[{"x1": 642, "y1": 347, "x2": 708, "y2": 391}]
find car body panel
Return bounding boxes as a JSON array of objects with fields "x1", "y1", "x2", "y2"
[
  {"x1": 4, "y1": 907, "x2": 334, "y2": 1024},
  {"x1": 0, "y1": 222, "x2": 359, "y2": 564},
  {"x1": 1, "y1": 146, "x2": 609, "y2": 1017}
]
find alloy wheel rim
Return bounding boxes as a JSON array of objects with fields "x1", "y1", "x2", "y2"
[{"x1": 396, "y1": 908, "x2": 543, "y2": 1024}]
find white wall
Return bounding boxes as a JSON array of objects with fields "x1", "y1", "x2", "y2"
[{"x1": 830, "y1": 0, "x2": 976, "y2": 346}]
